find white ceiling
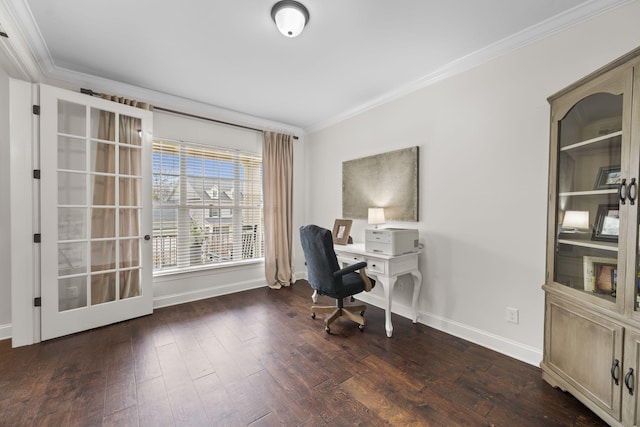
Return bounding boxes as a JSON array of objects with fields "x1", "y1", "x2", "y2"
[{"x1": 4, "y1": 0, "x2": 632, "y2": 131}]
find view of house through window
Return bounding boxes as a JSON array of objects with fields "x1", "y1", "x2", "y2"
[{"x1": 152, "y1": 140, "x2": 263, "y2": 272}]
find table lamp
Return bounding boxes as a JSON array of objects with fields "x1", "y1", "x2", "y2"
[
  {"x1": 368, "y1": 208, "x2": 385, "y2": 229},
  {"x1": 561, "y1": 210, "x2": 589, "y2": 232}
]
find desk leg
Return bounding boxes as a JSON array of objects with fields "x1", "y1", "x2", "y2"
[
  {"x1": 410, "y1": 270, "x2": 423, "y2": 323},
  {"x1": 380, "y1": 275, "x2": 397, "y2": 338},
  {"x1": 311, "y1": 289, "x2": 318, "y2": 303}
]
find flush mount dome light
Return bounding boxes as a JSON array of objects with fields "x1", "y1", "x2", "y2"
[{"x1": 271, "y1": 0, "x2": 309, "y2": 38}]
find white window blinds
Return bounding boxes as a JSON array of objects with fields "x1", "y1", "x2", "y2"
[{"x1": 152, "y1": 139, "x2": 263, "y2": 272}]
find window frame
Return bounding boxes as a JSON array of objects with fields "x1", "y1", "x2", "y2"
[{"x1": 151, "y1": 139, "x2": 264, "y2": 276}]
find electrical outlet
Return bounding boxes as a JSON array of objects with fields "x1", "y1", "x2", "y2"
[
  {"x1": 506, "y1": 307, "x2": 519, "y2": 324},
  {"x1": 68, "y1": 286, "x2": 79, "y2": 298}
]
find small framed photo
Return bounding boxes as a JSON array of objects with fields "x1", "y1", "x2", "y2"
[
  {"x1": 583, "y1": 255, "x2": 617, "y2": 296},
  {"x1": 332, "y1": 219, "x2": 352, "y2": 245},
  {"x1": 594, "y1": 165, "x2": 622, "y2": 190},
  {"x1": 592, "y1": 204, "x2": 619, "y2": 243}
]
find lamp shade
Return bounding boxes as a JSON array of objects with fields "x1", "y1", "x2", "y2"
[
  {"x1": 271, "y1": 1, "x2": 309, "y2": 38},
  {"x1": 562, "y1": 210, "x2": 589, "y2": 230},
  {"x1": 368, "y1": 208, "x2": 385, "y2": 226}
]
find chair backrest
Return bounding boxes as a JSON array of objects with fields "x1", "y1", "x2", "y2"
[{"x1": 299, "y1": 225, "x2": 342, "y2": 295}]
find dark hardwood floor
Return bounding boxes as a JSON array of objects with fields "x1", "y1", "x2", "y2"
[{"x1": 0, "y1": 280, "x2": 606, "y2": 426}]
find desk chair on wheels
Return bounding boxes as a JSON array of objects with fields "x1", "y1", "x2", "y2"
[{"x1": 299, "y1": 224, "x2": 375, "y2": 333}]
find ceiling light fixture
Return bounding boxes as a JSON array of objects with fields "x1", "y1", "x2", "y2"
[{"x1": 271, "y1": 0, "x2": 309, "y2": 38}]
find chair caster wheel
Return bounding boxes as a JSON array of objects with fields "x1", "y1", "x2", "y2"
[
  {"x1": 311, "y1": 312, "x2": 316, "y2": 319},
  {"x1": 358, "y1": 324, "x2": 365, "y2": 331},
  {"x1": 325, "y1": 326, "x2": 331, "y2": 334}
]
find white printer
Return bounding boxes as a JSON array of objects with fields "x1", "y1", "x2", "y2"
[{"x1": 365, "y1": 228, "x2": 419, "y2": 255}]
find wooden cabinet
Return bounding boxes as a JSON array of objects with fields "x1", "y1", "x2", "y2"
[{"x1": 542, "y1": 46, "x2": 640, "y2": 426}]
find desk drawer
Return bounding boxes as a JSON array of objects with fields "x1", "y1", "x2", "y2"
[
  {"x1": 336, "y1": 254, "x2": 384, "y2": 275},
  {"x1": 337, "y1": 254, "x2": 364, "y2": 265},
  {"x1": 365, "y1": 258, "x2": 385, "y2": 274}
]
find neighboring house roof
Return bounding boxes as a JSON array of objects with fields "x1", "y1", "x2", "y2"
[
  {"x1": 154, "y1": 177, "x2": 261, "y2": 231},
  {"x1": 162, "y1": 177, "x2": 236, "y2": 205}
]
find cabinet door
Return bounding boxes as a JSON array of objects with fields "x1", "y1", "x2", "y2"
[
  {"x1": 628, "y1": 62, "x2": 640, "y2": 321},
  {"x1": 544, "y1": 298, "x2": 623, "y2": 420},
  {"x1": 547, "y1": 63, "x2": 633, "y2": 313},
  {"x1": 623, "y1": 330, "x2": 640, "y2": 425}
]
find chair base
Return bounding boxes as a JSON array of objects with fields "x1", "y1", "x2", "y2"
[{"x1": 311, "y1": 304, "x2": 366, "y2": 331}]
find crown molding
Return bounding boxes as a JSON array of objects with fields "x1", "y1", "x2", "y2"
[
  {"x1": 0, "y1": 0, "x2": 42, "y2": 80},
  {"x1": 3, "y1": 0, "x2": 303, "y2": 137},
  {"x1": 305, "y1": 0, "x2": 634, "y2": 134},
  {"x1": 43, "y1": 65, "x2": 304, "y2": 137},
  {"x1": 5, "y1": 0, "x2": 632, "y2": 136}
]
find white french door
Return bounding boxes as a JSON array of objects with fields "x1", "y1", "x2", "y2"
[{"x1": 40, "y1": 85, "x2": 153, "y2": 340}]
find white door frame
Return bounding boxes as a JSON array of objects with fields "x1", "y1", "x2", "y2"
[{"x1": 9, "y1": 79, "x2": 40, "y2": 347}]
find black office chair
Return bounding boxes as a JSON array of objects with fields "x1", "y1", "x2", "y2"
[{"x1": 299, "y1": 224, "x2": 375, "y2": 333}]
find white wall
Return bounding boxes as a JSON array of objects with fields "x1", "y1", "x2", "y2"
[
  {"x1": 303, "y1": 1, "x2": 640, "y2": 365},
  {"x1": 0, "y1": 55, "x2": 12, "y2": 334}
]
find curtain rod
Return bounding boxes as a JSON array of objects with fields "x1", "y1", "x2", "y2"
[{"x1": 80, "y1": 88, "x2": 298, "y2": 139}]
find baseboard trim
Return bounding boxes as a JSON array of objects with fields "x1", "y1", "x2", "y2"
[
  {"x1": 0, "y1": 323, "x2": 12, "y2": 341},
  {"x1": 354, "y1": 292, "x2": 542, "y2": 366},
  {"x1": 153, "y1": 278, "x2": 267, "y2": 309}
]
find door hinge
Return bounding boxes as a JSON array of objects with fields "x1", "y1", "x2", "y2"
[
  {"x1": 34, "y1": 297, "x2": 41, "y2": 307},
  {"x1": 33, "y1": 233, "x2": 41, "y2": 243},
  {"x1": 33, "y1": 169, "x2": 41, "y2": 179},
  {"x1": 32, "y1": 105, "x2": 40, "y2": 115}
]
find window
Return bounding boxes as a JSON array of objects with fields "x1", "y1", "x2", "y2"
[{"x1": 152, "y1": 140, "x2": 263, "y2": 272}]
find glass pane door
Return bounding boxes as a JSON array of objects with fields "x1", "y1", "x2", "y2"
[
  {"x1": 40, "y1": 85, "x2": 153, "y2": 341},
  {"x1": 554, "y1": 93, "x2": 623, "y2": 304}
]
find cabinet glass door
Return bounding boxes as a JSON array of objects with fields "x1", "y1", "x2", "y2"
[{"x1": 553, "y1": 92, "x2": 623, "y2": 304}]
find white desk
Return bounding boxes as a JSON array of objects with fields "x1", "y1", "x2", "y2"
[{"x1": 333, "y1": 243, "x2": 422, "y2": 337}]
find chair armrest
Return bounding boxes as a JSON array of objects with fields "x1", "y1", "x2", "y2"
[
  {"x1": 333, "y1": 261, "x2": 374, "y2": 292},
  {"x1": 359, "y1": 269, "x2": 374, "y2": 292},
  {"x1": 333, "y1": 261, "x2": 367, "y2": 277}
]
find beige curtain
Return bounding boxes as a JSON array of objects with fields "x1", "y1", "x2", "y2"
[
  {"x1": 263, "y1": 131, "x2": 294, "y2": 289},
  {"x1": 91, "y1": 95, "x2": 152, "y2": 304}
]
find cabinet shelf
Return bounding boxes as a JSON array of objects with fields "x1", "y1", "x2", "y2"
[
  {"x1": 558, "y1": 189, "x2": 616, "y2": 197},
  {"x1": 557, "y1": 238, "x2": 618, "y2": 252},
  {"x1": 560, "y1": 130, "x2": 622, "y2": 152}
]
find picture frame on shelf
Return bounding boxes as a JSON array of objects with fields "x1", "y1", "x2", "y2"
[
  {"x1": 583, "y1": 255, "x2": 617, "y2": 296},
  {"x1": 592, "y1": 204, "x2": 619, "y2": 242},
  {"x1": 594, "y1": 165, "x2": 621, "y2": 190},
  {"x1": 332, "y1": 219, "x2": 352, "y2": 245}
]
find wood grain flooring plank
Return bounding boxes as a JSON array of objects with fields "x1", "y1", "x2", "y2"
[
  {"x1": 102, "y1": 404, "x2": 139, "y2": 427},
  {"x1": 136, "y1": 376, "x2": 173, "y2": 426},
  {"x1": 169, "y1": 325, "x2": 215, "y2": 381},
  {"x1": 155, "y1": 342, "x2": 193, "y2": 392},
  {"x1": 165, "y1": 382, "x2": 209, "y2": 427},
  {"x1": 137, "y1": 397, "x2": 174, "y2": 427},
  {"x1": 222, "y1": 377, "x2": 272, "y2": 425},
  {"x1": 193, "y1": 372, "x2": 244, "y2": 426},
  {"x1": 340, "y1": 375, "x2": 424, "y2": 426}
]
